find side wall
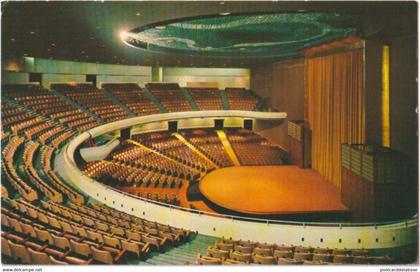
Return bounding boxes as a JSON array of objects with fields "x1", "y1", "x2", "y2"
[
  {"x1": 251, "y1": 59, "x2": 305, "y2": 150},
  {"x1": 389, "y1": 35, "x2": 418, "y2": 164},
  {"x1": 2, "y1": 58, "x2": 250, "y2": 89},
  {"x1": 251, "y1": 40, "x2": 418, "y2": 165},
  {"x1": 162, "y1": 67, "x2": 250, "y2": 89}
]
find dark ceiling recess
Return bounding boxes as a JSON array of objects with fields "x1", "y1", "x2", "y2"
[{"x1": 1, "y1": 1, "x2": 417, "y2": 68}]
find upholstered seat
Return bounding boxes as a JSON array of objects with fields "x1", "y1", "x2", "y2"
[
  {"x1": 252, "y1": 253, "x2": 276, "y2": 264},
  {"x1": 8, "y1": 240, "x2": 31, "y2": 264},
  {"x1": 273, "y1": 249, "x2": 293, "y2": 259},
  {"x1": 28, "y1": 247, "x2": 52, "y2": 264}
]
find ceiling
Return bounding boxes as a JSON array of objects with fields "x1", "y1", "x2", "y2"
[{"x1": 1, "y1": 1, "x2": 417, "y2": 68}]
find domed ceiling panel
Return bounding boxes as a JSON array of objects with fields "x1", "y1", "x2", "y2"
[{"x1": 122, "y1": 13, "x2": 356, "y2": 59}]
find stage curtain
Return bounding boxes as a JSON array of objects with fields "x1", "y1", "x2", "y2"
[{"x1": 305, "y1": 49, "x2": 365, "y2": 187}]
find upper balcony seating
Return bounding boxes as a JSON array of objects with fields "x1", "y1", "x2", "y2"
[
  {"x1": 225, "y1": 88, "x2": 259, "y2": 111},
  {"x1": 146, "y1": 83, "x2": 192, "y2": 112},
  {"x1": 188, "y1": 88, "x2": 223, "y2": 111},
  {"x1": 2, "y1": 84, "x2": 100, "y2": 132},
  {"x1": 51, "y1": 83, "x2": 128, "y2": 122},
  {"x1": 102, "y1": 83, "x2": 161, "y2": 116}
]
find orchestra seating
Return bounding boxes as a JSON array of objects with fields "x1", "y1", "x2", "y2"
[
  {"x1": 146, "y1": 83, "x2": 192, "y2": 112},
  {"x1": 196, "y1": 238, "x2": 394, "y2": 265},
  {"x1": 102, "y1": 83, "x2": 161, "y2": 116},
  {"x1": 179, "y1": 129, "x2": 233, "y2": 167},
  {"x1": 132, "y1": 132, "x2": 215, "y2": 173},
  {"x1": 225, "y1": 88, "x2": 259, "y2": 111},
  {"x1": 109, "y1": 141, "x2": 201, "y2": 181},
  {"x1": 187, "y1": 88, "x2": 224, "y2": 110},
  {"x1": 225, "y1": 128, "x2": 285, "y2": 165},
  {"x1": 51, "y1": 83, "x2": 129, "y2": 122}
]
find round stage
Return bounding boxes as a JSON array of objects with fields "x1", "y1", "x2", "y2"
[{"x1": 199, "y1": 165, "x2": 349, "y2": 215}]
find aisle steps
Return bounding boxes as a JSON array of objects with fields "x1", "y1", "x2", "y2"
[
  {"x1": 136, "y1": 234, "x2": 218, "y2": 265},
  {"x1": 102, "y1": 89, "x2": 136, "y2": 117},
  {"x1": 142, "y1": 87, "x2": 167, "y2": 113},
  {"x1": 220, "y1": 89, "x2": 230, "y2": 110},
  {"x1": 172, "y1": 133, "x2": 218, "y2": 169},
  {"x1": 215, "y1": 130, "x2": 241, "y2": 166},
  {"x1": 180, "y1": 88, "x2": 199, "y2": 111}
]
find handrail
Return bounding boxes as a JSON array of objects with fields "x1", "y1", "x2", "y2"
[
  {"x1": 98, "y1": 178, "x2": 418, "y2": 227},
  {"x1": 61, "y1": 111, "x2": 417, "y2": 229}
]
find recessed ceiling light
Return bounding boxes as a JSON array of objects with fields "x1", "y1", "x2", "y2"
[
  {"x1": 10, "y1": 38, "x2": 15, "y2": 41},
  {"x1": 51, "y1": 43, "x2": 55, "y2": 46},
  {"x1": 219, "y1": 12, "x2": 231, "y2": 16},
  {"x1": 30, "y1": 31, "x2": 35, "y2": 34},
  {"x1": 136, "y1": 12, "x2": 141, "y2": 16}
]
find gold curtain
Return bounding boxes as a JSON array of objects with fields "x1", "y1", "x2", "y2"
[{"x1": 305, "y1": 49, "x2": 365, "y2": 187}]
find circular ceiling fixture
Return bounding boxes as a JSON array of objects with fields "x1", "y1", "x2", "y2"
[{"x1": 121, "y1": 12, "x2": 357, "y2": 59}]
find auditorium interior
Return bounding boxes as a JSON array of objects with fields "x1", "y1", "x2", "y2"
[{"x1": 1, "y1": 1, "x2": 418, "y2": 266}]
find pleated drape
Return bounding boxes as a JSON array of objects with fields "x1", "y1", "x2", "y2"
[{"x1": 305, "y1": 49, "x2": 365, "y2": 187}]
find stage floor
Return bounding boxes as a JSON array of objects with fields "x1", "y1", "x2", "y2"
[{"x1": 199, "y1": 165, "x2": 349, "y2": 215}]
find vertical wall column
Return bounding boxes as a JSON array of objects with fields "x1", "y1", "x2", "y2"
[{"x1": 152, "y1": 66, "x2": 163, "y2": 82}]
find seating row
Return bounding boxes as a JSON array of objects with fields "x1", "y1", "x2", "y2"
[
  {"x1": 179, "y1": 128, "x2": 233, "y2": 167},
  {"x1": 51, "y1": 83, "x2": 129, "y2": 122},
  {"x1": 195, "y1": 238, "x2": 393, "y2": 265},
  {"x1": 188, "y1": 88, "x2": 224, "y2": 111},
  {"x1": 226, "y1": 128, "x2": 284, "y2": 165},
  {"x1": 103, "y1": 83, "x2": 161, "y2": 116},
  {"x1": 146, "y1": 83, "x2": 192, "y2": 112}
]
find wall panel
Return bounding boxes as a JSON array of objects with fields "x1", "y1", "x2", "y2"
[
  {"x1": 251, "y1": 59, "x2": 305, "y2": 150},
  {"x1": 389, "y1": 36, "x2": 418, "y2": 163},
  {"x1": 163, "y1": 67, "x2": 250, "y2": 88},
  {"x1": 1, "y1": 72, "x2": 30, "y2": 84}
]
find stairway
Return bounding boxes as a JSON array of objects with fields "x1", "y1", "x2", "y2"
[
  {"x1": 102, "y1": 89, "x2": 136, "y2": 117},
  {"x1": 142, "y1": 87, "x2": 167, "y2": 113},
  {"x1": 215, "y1": 130, "x2": 241, "y2": 166},
  {"x1": 135, "y1": 234, "x2": 218, "y2": 265},
  {"x1": 219, "y1": 89, "x2": 230, "y2": 110},
  {"x1": 180, "y1": 88, "x2": 199, "y2": 111},
  {"x1": 49, "y1": 88, "x2": 105, "y2": 124}
]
